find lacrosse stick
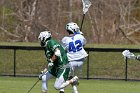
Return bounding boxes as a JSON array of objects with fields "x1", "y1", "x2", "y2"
[
  {"x1": 122, "y1": 50, "x2": 136, "y2": 81},
  {"x1": 136, "y1": 55, "x2": 140, "y2": 61},
  {"x1": 26, "y1": 68, "x2": 47, "y2": 93},
  {"x1": 122, "y1": 50, "x2": 140, "y2": 61},
  {"x1": 27, "y1": 79, "x2": 40, "y2": 93},
  {"x1": 80, "y1": 0, "x2": 91, "y2": 31},
  {"x1": 121, "y1": 50, "x2": 140, "y2": 80},
  {"x1": 122, "y1": 50, "x2": 136, "y2": 59}
]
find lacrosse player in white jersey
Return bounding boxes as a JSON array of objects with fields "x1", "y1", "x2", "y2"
[{"x1": 61, "y1": 22, "x2": 88, "y2": 93}]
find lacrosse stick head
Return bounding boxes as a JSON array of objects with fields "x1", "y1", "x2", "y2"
[
  {"x1": 122, "y1": 50, "x2": 136, "y2": 59},
  {"x1": 136, "y1": 55, "x2": 140, "y2": 61},
  {"x1": 82, "y1": 0, "x2": 92, "y2": 14}
]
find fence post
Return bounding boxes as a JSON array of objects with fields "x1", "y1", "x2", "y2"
[
  {"x1": 87, "y1": 51, "x2": 89, "y2": 80},
  {"x1": 125, "y1": 57, "x2": 128, "y2": 81},
  {"x1": 14, "y1": 49, "x2": 16, "y2": 77}
]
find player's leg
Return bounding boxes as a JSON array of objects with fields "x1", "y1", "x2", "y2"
[
  {"x1": 54, "y1": 75, "x2": 79, "y2": 90},
  {"x1": 69, "y1": 59, "x2": 85, "y2": 76},
  {"x1": 42, "y1": 71, "x2": 64, "y2": 93},
  {"x1": 54, "y1": 68, "x2": 79, "y2": 90},
  {"x1": 69, "y1": 59, "x2": 85, "y2": 93},
  {"x1": 69, "y1": 62, "x2": 79, "y2": 93},
  {"x1": 59, "y1": 88, "x2": 65, "y2": 93},
  {"x1": 42, "y1": 71, "x2": 53, "y2": 93},
  {"x1": 69, "y1": 62, "x2": 78, "y2": 93}
]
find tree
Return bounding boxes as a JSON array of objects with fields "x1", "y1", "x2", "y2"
[{"x1": 0, "y1": 0, "x2": 140, "y2": 44}]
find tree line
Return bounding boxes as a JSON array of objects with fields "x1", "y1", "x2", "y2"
[{"x1": 0, "y1": 0, "x2": 140, "y2": 44}]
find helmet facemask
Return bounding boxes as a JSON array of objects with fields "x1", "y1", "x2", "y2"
[
  {"x1": 38, "y1": 31, "x2": 51, "y2": 47},
  {"x1": 66, "y1": 22, "x2": 80, "y2": 34}
]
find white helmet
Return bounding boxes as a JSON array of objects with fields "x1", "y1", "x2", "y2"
[
  {"x1": 66, "y1": 22, "x2": 79, "y2": 33},
  {"x1": 38, "y1": 31, "x2": 51, "y2": 46}
]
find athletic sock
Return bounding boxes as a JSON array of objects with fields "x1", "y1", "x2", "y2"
[{"x1": 73, "y1": 85, "x2": 78, "y2": 93}]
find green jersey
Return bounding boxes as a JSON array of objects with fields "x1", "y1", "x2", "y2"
[{"x1": 43, "y1": 38, "x2": 69, "y2": 77}]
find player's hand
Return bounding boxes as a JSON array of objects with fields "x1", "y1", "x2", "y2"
[
  {"x1": 38, "y1": 71, "x2": 43, "y2": 80},
  {"x1": 38, "y1": 68, "x2": 47, "y2": 80},
  {"x1": 48, "y1": 62, "x2": 53, "y2": 67}
]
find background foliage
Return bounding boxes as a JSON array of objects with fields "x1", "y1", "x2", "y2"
[{"x1": 0, "y1": 0, "x2": 140, "y2": 44}]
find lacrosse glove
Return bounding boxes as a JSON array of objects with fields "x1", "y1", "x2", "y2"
[
  {"x1": 38, "y1": 71, "x2": 44, "y2": 80},
  {"x1": 48, "y1": 62, "x2": 53, "y2": 67}
]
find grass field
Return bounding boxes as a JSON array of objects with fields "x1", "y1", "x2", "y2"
[
  {"x1": 0, "y1": 76, "x2": 140, "y2": 93},
  {"x1": 1, "y1": 42, "x2": 140, "y2": 48},
  {"x1": 1, "y1": 43, "x2": 140, "y2": 93}
]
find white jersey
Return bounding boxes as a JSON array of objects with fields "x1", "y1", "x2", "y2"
[{"x1": 62, "y1": 34, "x2": 88, "y2": 61}]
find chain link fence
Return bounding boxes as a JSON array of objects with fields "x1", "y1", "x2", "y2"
[{"x1": 0, "y1": 46, "x2": 140, "y2": 80}]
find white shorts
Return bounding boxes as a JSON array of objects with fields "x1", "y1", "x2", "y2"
[
  {"x1": 69, "y1": 58, "x2": 85, "y2": 76},
  {"x1": 42, "y1": 71, "x2": 66, "y2": 92}
]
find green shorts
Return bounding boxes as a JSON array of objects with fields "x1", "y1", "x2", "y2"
[
  {"x1": 49, "y1": 67, "x2": 70, "y2": 81},
  {"x1": 57, "y1": 68, "x2": 70, "y2": 81}
]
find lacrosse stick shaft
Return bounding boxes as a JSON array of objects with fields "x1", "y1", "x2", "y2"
[
  {"x1": 80, "y1": 14, "x2": 85, "y2": 31},
  {"x1": 26, "y1": 68, "x2": 47, "y2": 93},
  {"x1": 27, "y1": 79, "x2": 40, "y2": 93}
]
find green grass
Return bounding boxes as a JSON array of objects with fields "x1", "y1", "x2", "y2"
[
  {"x1": 1, "y1": 76, "x2": 140, "y2": 93},
  {"x1": 86, "y1": 44, "x2": 140, "y2": 48},
  {"x1": 0, "y1": 42, "x2": 39, "y2": 46},
  {"x1": 1, "y1": 42, "x2": 140, "y2": 48}
]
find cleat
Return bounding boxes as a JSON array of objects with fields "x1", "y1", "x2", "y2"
[{"x1": 59, "y1": 91, "x2": 64, "y2": 93}]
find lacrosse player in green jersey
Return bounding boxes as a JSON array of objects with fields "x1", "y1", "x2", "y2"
[{"x1": 38, "y1": 31, "x2": 79, "y2": 93}]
